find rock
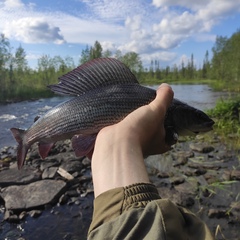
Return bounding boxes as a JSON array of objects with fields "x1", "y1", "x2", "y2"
[
  {"x1": 171, "y1": 176, "x2": 185, "y2": 185},
  {"x1": 157, "y1": 171, "x2": 171, "y2": 178},
  {"x1": 0, "y1": 180, "x2": 67, "y2": 210},
  {"x1": 221, "y1": 170, "x2": 231, "y2": 181},
  {"x1": 204, "y1": 170, "x2": 219, "y2": 184},
  {"x1": 230, "y1": 202, "x2": 240, "y2": 211},
  {"x1": 231, "y1": 170, "x2": 240, "y2": 180},
  {"x1": 82, "y1": 157, "x2": 91, "y2": 166},
  {"x1": 208, "y1": 209, "x2": 229, "y2": 218},
  {"x1": 40, "y1": 159, "x2": 60, "y2": 171},
  {"x1": 42, "y1": 167, "x2": 58, "y2": 179},
  {"x1": 175, "y1": 178, "x2": 198, "y2": 195},
  {"x1": 29, "y1": 210, "x2": 42, "y2": 218},
  {"x1": 0, "y1": 168, "x2": 41, "y2": 187},
  {"x1": 60, "y1": 160, "x2": 83, "y2": 174},
  {"x1": 157, "y1": 186, "x2": 194, "y2": 207},
  {"x1": 59, "y1": 194, "x2": 69, "y2": 205},
  {"x1": 189, "y1": 143, "x2": 214, "y2": 153},
  {"x1": 19, "y1": 211, "x2": 28, "y2": 220},
  {"x1": 188, "y1": 159, "x2": 223, "y2": 170},
  {"x1": 66, "y1": 190, "x2": 79, "y2": 198}
]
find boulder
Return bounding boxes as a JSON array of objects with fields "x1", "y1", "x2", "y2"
[{"x1": 1, "y1": 180, "x2": 66, "y2": 210}]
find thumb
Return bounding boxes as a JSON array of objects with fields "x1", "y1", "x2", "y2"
[{"x1": 150, "y1": 83, "x2": 174, "y2": 116}]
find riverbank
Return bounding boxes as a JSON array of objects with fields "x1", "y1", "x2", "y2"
[
  {"x1": 0, "y1": 132, "x2": 239, "y2": 239},
  {"x1": 1, "y1": 79, "x2": 240, "y2": 104}
]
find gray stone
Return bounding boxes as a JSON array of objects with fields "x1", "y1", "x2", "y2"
[
  {"x1": 171, "y1": 176, "x2": 185, "y2": 185},
  {"x1": 82, "y1": 157, "x2": 91, "y2": 166},
  {"x1": 1, "y1": 180, "x2": 67, "y2": 210},
  {"x1": 231, "y1": 170, "x2": 240, "y2": 180},
  {"x1": 40, "y1": 159, "x2": 60, "y2": 171},
  {"x1": 0, "y1": 168, "x2": 41, "y2": 187},
  {"x1": 42, "y1": 167, "x2": 58, "y2": 179},
  {"x1": 29, "y1": 210, "x2": 42, "y2": 218},
  {"x1": 189, "y1": 143, "x2": 214, "y2": 153},
  {"x1": 60, "y1": 160, "x2": 82, "y2": 174},
  {"x1": 208, "y1": 209, "x2": 229, "y2": 218}
]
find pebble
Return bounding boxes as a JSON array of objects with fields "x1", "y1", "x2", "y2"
[{"x1": 0, "y1": 135, "x2": 239, "y2": 239}]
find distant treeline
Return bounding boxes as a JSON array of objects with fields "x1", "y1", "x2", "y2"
[{"x1": 0, "y1": 29, "x2": 240, "y2": 102}]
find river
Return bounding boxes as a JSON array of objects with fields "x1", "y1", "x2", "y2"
[{"x1": 0, "y1": 84, "x2": 232, "y2": 150}]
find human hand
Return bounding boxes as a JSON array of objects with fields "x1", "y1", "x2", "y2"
[{"x1": 91, "y1": 83, "x2": 174, "y2": 197}]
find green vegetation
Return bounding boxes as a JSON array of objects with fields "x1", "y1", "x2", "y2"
[
  {"x1": 1, "y1": 29, "x2": 240, "y2": 102},
  {"x1": 207, "y1": 97, "x2": 240, "y2": 147}
]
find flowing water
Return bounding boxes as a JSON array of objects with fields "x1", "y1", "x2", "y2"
[
  {"x1": 0, "y1": 84, "x2": 237, "y2": 239},
  {"x1": 0, "y1": 84, "x2": 232, "y2": 150}
]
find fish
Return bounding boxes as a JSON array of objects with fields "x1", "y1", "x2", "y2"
[{"x1": 10, "y1": 58, "x2": 215, "y2": 169}]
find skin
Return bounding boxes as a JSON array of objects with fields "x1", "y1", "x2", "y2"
[{"x1": 91, "y1": 83, "x2": 174, "y2": 198}]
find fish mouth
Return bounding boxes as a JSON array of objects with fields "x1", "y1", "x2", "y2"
[{"x1": 193, "y1": 120, "x2": 215, "y2": 133}]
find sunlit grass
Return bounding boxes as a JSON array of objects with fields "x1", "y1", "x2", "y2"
[{"x1": 207, "y1": 96, "x2": 240, "y2": 148}]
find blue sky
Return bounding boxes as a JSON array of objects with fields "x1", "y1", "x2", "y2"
[{"x1": 0, "y1": 0, "x2": 240, "y2": 69}]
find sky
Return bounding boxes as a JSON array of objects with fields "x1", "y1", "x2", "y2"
[{"x1": 0, "y1": 0, "x2": 240, "y2": 69}]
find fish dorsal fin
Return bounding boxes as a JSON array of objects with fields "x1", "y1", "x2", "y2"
[{"x1": 48, "y1": 58, "x2": 139, "y2": 96}]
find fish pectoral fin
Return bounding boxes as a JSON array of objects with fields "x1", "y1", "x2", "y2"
[
  {"x1": 38, "y1": 142, "x2": 55, "y2": 159},
  {"x1": 71, "y1": 134, "x2": 97, "y2": 157}
]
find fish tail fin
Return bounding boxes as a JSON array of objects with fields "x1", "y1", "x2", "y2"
[{"x1": 10, "y1": 128, "x2": 28, "y2": 169}]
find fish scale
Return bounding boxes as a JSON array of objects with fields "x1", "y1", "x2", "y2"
[{"x1": 10, "y1": 58, "x2": 214, "y2": 169}]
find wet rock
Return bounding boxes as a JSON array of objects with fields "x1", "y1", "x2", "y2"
[
  {"x1": 29, "y1": 210, "x2": 42, "y2": 218},
  {"x1": 221, "y1": 170, "x2": 231, "y2": 181},
  {"x1": 174, "y1": 179, "x2": 198, "y2": 195},
  {"x1": 42, "y1": 167, "x2": 58, "y2": 179},
  {"x1": 59, "y1": 194, "x2": 69, "y2": 205},
  {"x1": 171, "y1": 176, "x2": 185, "y2": 185},
  {"x1": 1, "y1": 180, "x2": 67, "y2": 210},
  {"x1": 157, "y1": 171, "x2": 171, "y2": 178},
  {"x1": 60, "y1": 159, "x2": 83, "y2": 174},
  {"x1": 157, "y1": 186, "x2": 195, "y2": 207},
  {"x1": 230, "y1": 202, "x2": 240, "y2": 212},
  {"x1": 66, "y1": 189, "x2": 79, "y2": 198},
  {"x1": 19, "y1": 211, "x2": 28, "y2": 220},
  {"x1": 40, "y1": 159, "x2": 60, "y2": 171},
  {"x1": 188, "y1": 159, "x2": 222, "y2": 170},
  {"x1": 189, "y1": 143, "x2": 214, "y2": 153},
  {"x1": 204, "y1": 170, "x2": 219, "y2": 184},
  {"x1": 172, "y1": 151, "x2": 194, "y2": 166},
  {"x1": 231, "y1": 170, "x2": 240, "y2": 180},
  {"x1": 82, "y1": 157, "x2": 91, "y2": 166},
  {"x1": 208, "y1": 209, "x2": 230, "y2": 218},
  {"x1": 0, "y1": 168, "x2": 41, "y2": 187}
]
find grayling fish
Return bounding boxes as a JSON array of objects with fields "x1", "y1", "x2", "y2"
[{"x1": 10, "y1": 58, "x2": 214, "y2": 169}]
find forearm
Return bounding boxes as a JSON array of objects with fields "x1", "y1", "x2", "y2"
[{"x1": 91, "y1": 125, "x2": 150, "y2": 198}]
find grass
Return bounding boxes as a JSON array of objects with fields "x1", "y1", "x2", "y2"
[
  {"x1": 207, "y1": 96, "x2": 240, "y2": 148},
  {"x1": 0, "y1": 85, "x2": 54, "y2": 103}
]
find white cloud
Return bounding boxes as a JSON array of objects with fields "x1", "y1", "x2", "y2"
[
  {"x1": 3, "y1": 0, "x2": 24, "y2": 8},
  {"x1": 1, "y1": 0, "x2": 240, "y2": 67},
  {"x1": 4, "y1": 17, "x2": 65, "y2": 44}
]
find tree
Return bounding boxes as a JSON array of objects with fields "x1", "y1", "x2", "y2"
[
  {"x1": 90, "y1": 41, "x2": 102, "y2": 59},
  {"x1": 102, "y1": 49, "x2": 112, "y2": 58},
  {"x1": 121, "y1": 52, "x2": 143, "y2": 77},
  {"x1": 80, "y1": 45, "x2": 90, "y2": 65},
  {"x1": 211, "y1": 36, "x2": 228, "y2": 80},
  {"x1": 202, "y1": 50, "x2": 210, "y2": 79},
  {"x1": 0, "y1": 34, "x2": 11, "y2": 96}
]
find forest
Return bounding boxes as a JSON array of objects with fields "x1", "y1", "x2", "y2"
[{"x1": 0, "y1": 29, "x2": 240, "y2": 102}]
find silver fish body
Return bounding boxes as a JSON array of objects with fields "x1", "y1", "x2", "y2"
[{"x1": 11, "y1": 58, "x2": 214, "y2": 169}]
